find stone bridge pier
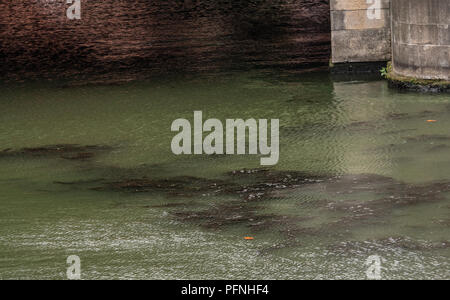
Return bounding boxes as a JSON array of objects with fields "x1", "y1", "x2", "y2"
[
  {"x1": 392, "y1": 0, "x2": 450, "y2": 80},
  {"x1": 331, "y1": 0, "x2": 449, "y2": 81}
]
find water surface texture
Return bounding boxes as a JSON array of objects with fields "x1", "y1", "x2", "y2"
[{"x1": 0, "y1": 71, "x2": 449, "y2": 279}]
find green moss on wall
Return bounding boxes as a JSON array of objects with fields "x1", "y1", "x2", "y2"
[{"x1": 383, "y1": 62, "x2": 450, "y2": 93}]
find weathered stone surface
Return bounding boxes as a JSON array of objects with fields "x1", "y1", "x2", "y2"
[
  {"x1": 331, "y1": 0, "x2": 391, "y2": 63},
  {"x1": 331, "y1": 9, "x2": 389, "y2": 31},
  {"x1": 332, "y1": 28, "x2": 391, "y2": 63},
  {"x1": 331, "y1": 0, "x2": 390, "y2": 11},
  {"x1": 392, "y1": 0, "x2": 450, "y2": 80}
]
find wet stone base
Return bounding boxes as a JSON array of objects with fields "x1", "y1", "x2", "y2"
[
  {"x1": 386, "y1": 66, "x2": 450, "y2": 93},
  {"x1": 330, "y1": 61, "x2": 387, "y2": 75},
  {"x1": 388, "y1": 77, "x2": 450, "y2": 93}
]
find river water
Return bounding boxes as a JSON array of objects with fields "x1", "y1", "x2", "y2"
[{"x1": 0, "y1": 71, "x2": 449, "y2": 279}]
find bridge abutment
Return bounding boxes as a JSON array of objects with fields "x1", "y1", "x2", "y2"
[
  {"x1": 331, "y1": 0, "x2": 449, "y2": 87},
  {"x1": 391, "y1": 0, "x2": 450, "y2": 81}
]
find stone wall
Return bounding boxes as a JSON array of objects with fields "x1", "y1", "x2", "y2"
[
  {"x1": 392, "y1": 0, "x2": 450, "y2": 80},
  {"x1": 0, "y1": 0, "x2": 331, "y2": 81},
  {"x1": 331, "y1": 0, "x2": 391, "y2": 63}
]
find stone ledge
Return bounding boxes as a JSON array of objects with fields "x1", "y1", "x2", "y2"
[{"x1": 386, "y1": 66, "x2": 450, "y2": 93}]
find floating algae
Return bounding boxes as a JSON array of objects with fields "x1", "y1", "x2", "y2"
[
  {"x1": 0, "y1": 144, "x2": 113, "y2": 161},
  {"x1": 51, "y1": 165, "x2": 450, "y2": 250}
]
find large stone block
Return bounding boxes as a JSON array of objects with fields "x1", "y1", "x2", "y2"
[
  {"x1": 332, "y1": 28, "x2": 391, "y2": 63},
  {"x1": 331, "y1": 9, "x2": 390, "y2": 31},
  {"x1": 331, "y1": 0, "x2": 391, "y2": 63}
]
